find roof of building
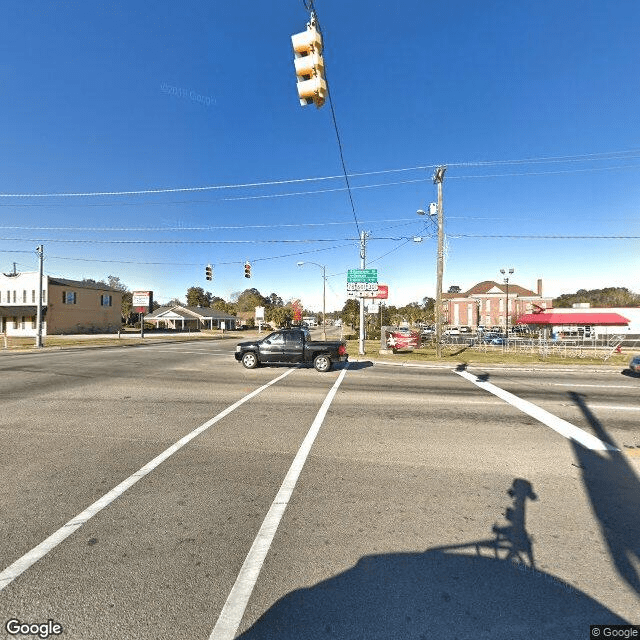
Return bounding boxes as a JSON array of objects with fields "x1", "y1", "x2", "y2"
[
  {"x1": 517, "y1": 312, "x2": 630, "y2": 326},
  {"x1": 146, "y1": 305, "x2": 236, "y2": 320},
  {"x1": 457, "y1": 280, "x2": 541, "y2": 297},
  {"x1": 48, "y1": 277, "x2": 121, "y2": 292}
]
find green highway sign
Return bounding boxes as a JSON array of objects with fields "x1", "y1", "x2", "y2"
[{"x1": 347, "y1": 268, "x2": 378, "y2": 283}]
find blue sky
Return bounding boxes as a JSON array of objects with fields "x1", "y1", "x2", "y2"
[{"x1": 1, "y1": 1, "x2": 639, "y2": 311}]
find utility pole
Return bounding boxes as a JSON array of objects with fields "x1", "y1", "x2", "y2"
[
  {"x1": 359, "y1": 230, "x2": 367, "y2": 355},
  {"x1": 35, "y1": 245, "x2": 44, "y2": 348},
  {"x1": 434, "y1": 166, "x2": 446, "y2": 358}
]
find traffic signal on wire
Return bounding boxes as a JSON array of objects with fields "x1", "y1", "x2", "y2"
[
  {"x1": 244, "y1": 262, "x2": 251, "y2": 278},
  {"x1": 291, "y1": 20, "x2": 327, "y2": 108},
  {"x1": 205, "y1": 264, "x2": 213, "y2": 281}
]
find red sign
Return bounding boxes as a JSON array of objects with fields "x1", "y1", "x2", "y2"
[
  {"x1": 386, "y1": 328, "x2": 420, "y2": 351},
  {"x1": 375, "y1": 284, "x2": 388, "y2": 299}
]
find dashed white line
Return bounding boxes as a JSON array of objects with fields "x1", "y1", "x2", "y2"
[
  {"x1": 209, "y1": 365, "x2": 349, "y2": 640},
  {"x1": 456, "y1": 369, "x2": 618, "y2": 452},
  {"x1": 0, "y1": 368, "x2": 296, "y2": 592}
]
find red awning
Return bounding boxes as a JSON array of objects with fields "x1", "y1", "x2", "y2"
[{"x1": 517, "y1": 312, "x2": 629, "y2": 326}]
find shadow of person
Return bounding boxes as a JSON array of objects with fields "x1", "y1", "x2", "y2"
[
  {"x1": 237, "y1": 478, "x2": 628, "y2": 639},
  {"x1": 490, "y1": 478, "x2": 537, "y2": 567},
  {"x1": 568, "y1": 391, "x2": 640, "y2": 596}
]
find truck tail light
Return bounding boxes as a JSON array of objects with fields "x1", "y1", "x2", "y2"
[{"x1": 338, "y1": 344, "x2": 346, "y2": 355}]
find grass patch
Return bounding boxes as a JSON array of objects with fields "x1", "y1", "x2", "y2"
[
  {"x1": 1, "y1": 330, "x2": 238, "y2": 351},
  {"x1": 345, "y1": 339, "x2": 630, "y2": 368}
]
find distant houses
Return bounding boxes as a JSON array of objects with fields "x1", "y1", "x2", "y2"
[{"x1": 145, "y1": 305, "x2": 238, "y2": 331}]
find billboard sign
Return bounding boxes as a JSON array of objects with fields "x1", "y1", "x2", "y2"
[{"x1": 132, "y1": 291, "x2": 153, "y2": 314}]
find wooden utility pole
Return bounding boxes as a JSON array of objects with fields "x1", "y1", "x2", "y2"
[
  {"x1": 434, "y1": 167, "x2": 446, "y2": 358},
  {"x1": 358, "y1": 230, "x2": 367, "y2": 355}
]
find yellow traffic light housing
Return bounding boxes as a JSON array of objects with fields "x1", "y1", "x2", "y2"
[
  {"x1": 205, "y1": 264, "x2": 213, "y2": 281},
  {"x1": 244, "y1": 262, "x2": 251, "y2": 278},
  {"x1": 291, "y1": 22, "x2": 327, "y2": 108}
]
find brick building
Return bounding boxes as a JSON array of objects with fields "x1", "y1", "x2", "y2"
[
  {"x1": 0, "y1": 271, "x2": 122, "y2": 336},
  {"x1": 442, "y1": 279, "x2": 552, "y2": 330}
]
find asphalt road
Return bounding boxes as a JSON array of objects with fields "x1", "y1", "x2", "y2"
[{"x1": 0, "y1": 338, "x2": 638, "y2": 639}]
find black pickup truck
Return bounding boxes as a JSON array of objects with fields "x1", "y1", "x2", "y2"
[{"x1": 234, "y1": 328, "x2": 348, "y2": 372}]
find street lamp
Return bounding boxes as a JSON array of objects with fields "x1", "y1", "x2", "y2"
[
  {"x1": 297, "y1": 261, "x2": 326, "y2": 340},
  {"x1": 500, "y1": 267, "x2": 515, "y2": 339}
]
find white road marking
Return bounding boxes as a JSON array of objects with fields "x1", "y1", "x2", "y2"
[
  {"x1": 0, "y1": 368, "x2": 296, "y2": 592},
  {"x1": 455, "y1": 370, "x2": 618, "y2": 452},
  {"x1": 209, "y1": 365, "x2": 349, "y2": 640}
]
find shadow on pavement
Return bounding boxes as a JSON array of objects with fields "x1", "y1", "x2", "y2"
[
  {"x1": 238, "y1": 478, "x2": 628, "y2": 639},
  {"x1": 569, "y1": 391, "x2": 640, "y2": 596},
  {"x1": 344, "y1": 361, "x2": 373, "y2": 371}
]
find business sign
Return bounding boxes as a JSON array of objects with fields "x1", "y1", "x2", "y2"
[
  {"x1": 347, "y1": 269, "x2": 378, "y2": 283},
  {"x1": 255, "y1": 306, "x2": 265, "y2": 321},
  {"x1": 132, "y1": 291, "x2": 153, "y2": 313},
  {"x1": 375, "y1": 284, "x2": 389, "y2": 300}
]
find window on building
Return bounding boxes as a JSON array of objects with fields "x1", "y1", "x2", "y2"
[
  {"x1": 32, "y1": 290, "x2": 36, "y2": 303},
  {"x1": 21, "y1": 316, "x2": 26, "y2": 330},
  {"x1": 13, "y1": 317, "x2": 18, "y2": 329},
  {"x1": 63, "y1": 291, "x2": 77, "y2": 304},
  {"x1": 12, "y1": 291, "x2": 16, "y2": 303},
  {"x1": 23, "y1": 290, "x2": 27, "y2": 303},
  {"x1": 42, "y1": 290, "x2": 47, "y2": 304},
  {"x1": 101, "y1": 294, "x2": 112, "y2": 307}
]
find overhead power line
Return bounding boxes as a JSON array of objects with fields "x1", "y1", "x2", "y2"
[
  {"x1": 0, "y1": 218, "x2": 420, "y2": 233},
  {"x1": 2, "y1": 148, "x2": 639, "y2": 198}
]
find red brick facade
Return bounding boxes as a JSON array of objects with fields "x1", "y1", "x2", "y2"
[{"x1": 442, "y1": 279, "x2": 553, "y2": 330}]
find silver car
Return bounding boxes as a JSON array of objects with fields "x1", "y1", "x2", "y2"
[{"x1": 629, "y1": 355, "x2": 640, "y2": 375}]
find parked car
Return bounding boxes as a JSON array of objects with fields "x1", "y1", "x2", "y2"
[
  {"x1": 629, "y1": 355, "x2": 640, "y2": 375},
  {"x1": 385, "y1": 328, "x2": 420, "y2": 352},
  {"x1": 490, "y1": 337, "x2": 507, "y2": 345},
  {"x1": 235, "y1": 328, "x2": 348, "y2": 372}
]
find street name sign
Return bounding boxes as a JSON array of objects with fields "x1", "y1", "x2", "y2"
[{"x1": 347, "y1": 269, "x2": 378, "y2": 283}]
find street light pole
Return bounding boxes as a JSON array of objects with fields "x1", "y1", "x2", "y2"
[
  {"x1": 500, "y1": 267, "x2": 514, "y2": 341},
  {"x1": 297, "y1": 261, "x2": 327, "y2": 340}
]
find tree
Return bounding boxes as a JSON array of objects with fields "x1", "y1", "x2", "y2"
[
  {"x1": 107, "y1": 275, "x2": 128, "y2": 292},
  {"x1": 105, "y1": 275, "x2": 131, "y2": 324},
  {"x1": 269, "y1": 306, "x2": 292, "y2": 328},
  {"x1": 341, "y1": 299, "x2": 360, "y2": 328},
  {"x1": 231, "y1": 288, "x2": 268, "y2": 312},
  {"x1": 186, "y1": 286, "x2": 212, "y2": 307},
  {"x1": 553, "y1": 287, "x2": 640, "y2": 308},
  {"x1": 267, "y1": 292, "x2": 283, "y2": 307}
]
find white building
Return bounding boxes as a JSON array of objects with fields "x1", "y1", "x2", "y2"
[{"x1": 0, "y1": 271, "x2": 122, "y2": 336}]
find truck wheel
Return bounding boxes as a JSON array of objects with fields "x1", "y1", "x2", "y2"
[
  {"x1": 314, "y1": 354, "x2": 332, "y2": 372},
  {"x1": 242, "y1": 352, "x2": 259, "y2": 369}
]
